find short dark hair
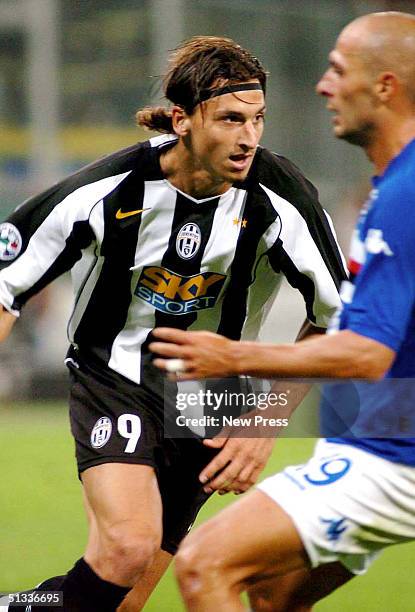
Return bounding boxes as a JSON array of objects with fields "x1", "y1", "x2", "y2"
[{"x1": 136, "y1": 36, "x2": 267, "y2": 133}]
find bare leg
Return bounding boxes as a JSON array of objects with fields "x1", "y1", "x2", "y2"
[
  {"x1": 82, "y1": 463, "x2": 163, "y2": 586},
  {"x1": 175, "y1": 490, "x2": 309, "y2": 611},
  {"x1": 247, "y1": 562, "x2": 353, "y2": 611},
  {"x1": 83, "y1": 489, "x2": 173, "y2": 610}
]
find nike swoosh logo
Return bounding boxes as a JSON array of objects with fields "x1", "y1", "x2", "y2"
[{"x1": 115, "y1": 207, "x2": 150, "y2": 219}]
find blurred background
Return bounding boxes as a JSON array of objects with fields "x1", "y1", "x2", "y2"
[{"x1": 0, "y1": 0, "x2": 414, "y2": 399}]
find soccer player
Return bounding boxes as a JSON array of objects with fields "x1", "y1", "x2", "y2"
[
  {"x1": 0, "y1": 37, "x2": 345, "y2": 611},
  {"x1": 150, "y1": 11, "x2": 415, "y2": 611}
]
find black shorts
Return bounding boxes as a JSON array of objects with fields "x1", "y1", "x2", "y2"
[{"x1": 67, "y1": 353, "x2": 217, "y2": 554}]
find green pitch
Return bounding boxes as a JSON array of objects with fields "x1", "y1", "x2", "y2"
[{"x1": 0, "y1": 402, "x2": 414, "y2": 611}]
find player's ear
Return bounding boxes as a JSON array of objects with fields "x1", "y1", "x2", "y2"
[
  {"x1": 374, "y1": 72, "x2": 398, "y2": 102},
  {"x1": 171, "y1": 105, "x2": 192, "y2": 136}
]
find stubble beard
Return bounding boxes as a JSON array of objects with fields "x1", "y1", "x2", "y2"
[{"x1": 337, "y1": 120, "x2": 376, "y2": 148}]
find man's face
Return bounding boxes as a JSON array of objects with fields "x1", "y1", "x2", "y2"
[
  {"x1": 186, "y1": 84, "x2": 266, "y2": 183},
  {"x1": 316, "y1": 28, "x2": 378, "y2": 147}
]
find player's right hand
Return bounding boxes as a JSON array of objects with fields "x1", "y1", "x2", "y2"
[{"x1": 150, "y1": 327, "x2": 238, "y2": 379}]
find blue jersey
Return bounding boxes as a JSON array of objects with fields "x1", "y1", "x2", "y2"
[{"x1": 326, "y1": 138, "x2": 415, "y2": 465}]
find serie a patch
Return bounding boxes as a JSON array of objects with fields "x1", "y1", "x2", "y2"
[{"x1": 0, "y1": 223, "x2": 22, "y2": 261}]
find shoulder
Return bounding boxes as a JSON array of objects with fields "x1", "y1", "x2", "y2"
[
  {"x1": 7, "y1": 139, "x2": 156, "y2": 224},
  {"x1": 50, "y1": 139, "x2": 153, "y2": 198},
  {"x1": 245, "y1": 147, "x2": 329, "y2": 228},
  {"x1": 248, "y1": 148, "x2": 346, "y2": 282},
  {"x1": 255, "y1": 148, "x2": 318, "y2": 196},
  {"x1": 377, "y1": 144, "x2": 415, "y2": 214},
  {"x1": 30, "y1": 134, "x2": 177, "y2": 210},
  {"x1": 373, "y1": 167, "x2": 415, "y2": 238},
  {"x1": 366, "y1": 178, "x2": 415, "y2": 266},
  {"x1": 248, "y1": 147, "x2": 320, "y2": 212}
]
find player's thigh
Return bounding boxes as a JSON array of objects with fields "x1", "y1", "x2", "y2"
[
  {"x1": 247, "y1": 562, "x2": 353, "y2": 612},
  {"x1": 176, "y1": 489, "x2": 309, "y2": 586},
  {"x1": 159, "y1": 437, "x2": 217, "y2": 554},
  {"x1": 82, "y1": 462, "x2": 163, "y2": 538}
]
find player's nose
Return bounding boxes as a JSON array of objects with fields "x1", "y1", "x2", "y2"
[
  {"x1": 240, "y1": 120, "x2": 260, "y2": 149},
  {"x1": 316, "y1": 72, "x2": 333, "y2": 97}
]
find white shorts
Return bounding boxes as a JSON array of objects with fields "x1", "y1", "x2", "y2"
[{"x1": 257, "y1": 439, "x2": 415, "y2": 575}]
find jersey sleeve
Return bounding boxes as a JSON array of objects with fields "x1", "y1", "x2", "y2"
[
  {"x1": 0, "y1": 171, "x2": 129, "y2": 315},
  {"x1": 261, "y1": 182, "x2": 347, "y2": 328},
  {"x1": 344, "y1": 201, "x2": 415, "y2": 352}
]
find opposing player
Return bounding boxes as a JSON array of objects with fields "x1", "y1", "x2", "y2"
[
  {"x1": 0, "y1": 37, "x2": 345, "y2": 611},
  {"x1": 150, "y1": 11, "x2": 415, "y2": 611}
]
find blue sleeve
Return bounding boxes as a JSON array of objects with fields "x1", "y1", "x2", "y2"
[{"x1": 344, "y1": 203, "x2": 415, "y2": 352}]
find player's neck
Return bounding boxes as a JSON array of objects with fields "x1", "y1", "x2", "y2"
[
  {"x1": 366, "y1": 117, "x2": 415, "y2": 175},
  {"x1": 160, "y1": 141, "x2": 232, "y2": 200}
]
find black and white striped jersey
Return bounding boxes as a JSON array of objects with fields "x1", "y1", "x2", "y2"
[{"x1": 0, "y1": 134, "x2": 346, "y2": 386}]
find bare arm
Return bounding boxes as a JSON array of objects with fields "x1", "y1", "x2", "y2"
[
  {"x1": 150, "y1": 327, "x2": 395, "y2": 380},
  {"x1": 232, "y1": 329, "x2": 394, "y2": 379},
  {"x1": 0, "y1": 305, "x2": 17, "y2": 342}
]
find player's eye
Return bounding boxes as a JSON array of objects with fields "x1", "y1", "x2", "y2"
[
  {"x1": 329, "y1": 63, "x2": 344, "y2": 76},
  {"x1": 222, "y1": 113, "x2": 242, "y2": 123}
]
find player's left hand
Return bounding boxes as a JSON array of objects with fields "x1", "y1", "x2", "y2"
[
  {"x1": 199, "y1": 429, "x2": 276, "y2": 495},
  {"x1": 150, "y1": 327, "x2": 237, "y2": 379}
]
